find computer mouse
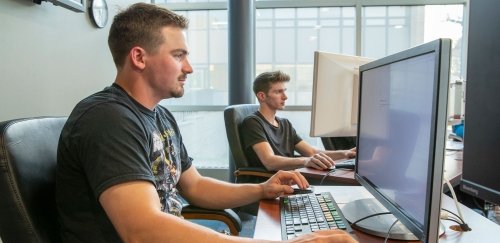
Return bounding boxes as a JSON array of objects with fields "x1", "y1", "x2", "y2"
[{"x1": 292, "y1": 186, "x2": 314, "y2": 194}]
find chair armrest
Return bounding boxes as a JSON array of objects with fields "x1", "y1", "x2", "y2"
[
  {"x1": 182, "y1": 205, "x2": 242, "y2": 235},
  {"x1": 235, "y1": 167, "x2": 275, "y2": 179}
]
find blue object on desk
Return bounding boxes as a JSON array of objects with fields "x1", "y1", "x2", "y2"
[{"x1": 452, "y1": 120, "x2": 464, "y2": 139}]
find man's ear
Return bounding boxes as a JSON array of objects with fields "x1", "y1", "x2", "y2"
[
  {"x1": 256, "y1": 91, "x2": 266, "y2": 102},
  {"x1": 129, "y1": 46, "x2": 147, "y2": 70}
]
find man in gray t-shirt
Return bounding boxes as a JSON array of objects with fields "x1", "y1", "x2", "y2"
[{"x1": 241, "y1": 71, "x2": 356, "y2": 172}]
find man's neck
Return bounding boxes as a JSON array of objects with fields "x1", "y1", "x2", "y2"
[
  {"x1": 114, "y1": 73, "x2": 159, "y2": 111},
  {"x1": 258, "y1": 105, "x2": 278, "y2": 126}
]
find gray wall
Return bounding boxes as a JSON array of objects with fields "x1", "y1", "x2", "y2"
[
  {"x1": 0, "y1": 1, "x2": 145, "y2": 241},
  {"x1": 0, "y1": 0, "x2": 146, "y2": 122}
]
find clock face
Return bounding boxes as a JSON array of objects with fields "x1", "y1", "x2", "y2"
[{"x1": 90, "y1": 0, "x2": 108, "y2": 28}]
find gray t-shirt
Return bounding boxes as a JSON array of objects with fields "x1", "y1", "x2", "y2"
[{"x1": 240, "y1": 111, "x2": 302, "y2": 169}]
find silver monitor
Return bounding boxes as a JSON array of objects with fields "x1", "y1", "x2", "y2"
[{"x1": 352, "y1": 38, "x2": 451, "y2": 243}]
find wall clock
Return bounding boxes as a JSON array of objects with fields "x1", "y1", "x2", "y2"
[{"x1": 89, "y1": 0, "x2": 108, "y2": 28}]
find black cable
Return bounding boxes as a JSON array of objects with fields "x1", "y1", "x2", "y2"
[
  {"x1": 319, "y1": 169, "x2": 335, "y2": 185},
  {"x1": 441, "y1": 217, "x2": 463, "y2": 225},
  {"x1": 442, "y1": 208, "x2": 464, "y2": 224},
  {"x1": 384, "y1": 218, "x2": 399, "y2": 243},
  {"x1": 441, "y1": 208, "x2": 471, "y2": 231},
  {"x1": 472, "y1": 197, "x2": 486, "y2": 214},
  {"x1": 350, "y1": 212, "x2": 392, "y2": 227}
]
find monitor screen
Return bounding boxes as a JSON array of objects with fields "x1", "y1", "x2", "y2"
[
  {"x1": 310, "y1": 51, "x2": 373, "y2": 137},
  {"x1": 355, "y1": 39, "x2": 451, "y2": 243}
]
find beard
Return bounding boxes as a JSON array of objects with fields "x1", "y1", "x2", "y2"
[
  {"x1": 275, "y1": 102, "x2": 286, "y2": 110},
  {"x1": 170, "y1": 86, "x2": 185, "y2": 98},
  {"x1": 170, "y1": 74, "x2": 187, "y2": 98}
]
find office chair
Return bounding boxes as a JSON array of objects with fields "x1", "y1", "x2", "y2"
[
  {"x1": 0, "y1": 117, "x2": 65, "y2": 243},
  {"x1": 224, "y1": 104, "x2": 275, "y2": 184},
  {"x1": 321, "y1": 136, "x2": 356, "y2": 151},
  {"x1": 0, "y1": 117, "x2": 241, "y2": 243}
]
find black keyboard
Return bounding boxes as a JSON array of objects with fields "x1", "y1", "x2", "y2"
[
  {"x1": 335, "y1": 159, "x2": 355, "y2": 169},
  {"x1": 280, "y1": 192, "x2": 353, "y2": 240}
]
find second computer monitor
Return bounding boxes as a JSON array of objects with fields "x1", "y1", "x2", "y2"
[{"x1": 309, "y1": 51, "x2": 373, "y2": 137}]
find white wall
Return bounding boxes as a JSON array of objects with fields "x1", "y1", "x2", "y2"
[{"x1": 0, "y1": 0, "x2": 147, "y2": 121}]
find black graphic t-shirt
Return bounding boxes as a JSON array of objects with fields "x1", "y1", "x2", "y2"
[{"x1": 56, "y1": 83, "x2": 192, "y2": 242}]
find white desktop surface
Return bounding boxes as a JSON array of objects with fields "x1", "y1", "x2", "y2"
[{"x1": 254, "y1": 186, "x2": 500, "y2": 242}]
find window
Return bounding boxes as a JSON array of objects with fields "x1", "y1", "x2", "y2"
[
  {"x1": 172, "y1": 111, "x2": 228, "y2": 168},
  {"x1": 161, "y1": 10, "x2": 229, "y2": 106},
  {"x1": 256, "y1": 7, "x2": 356, "y2": 106},
  {"x1": 160, "y1": 1, "x2": 466, "y2": 170},
  {"x1": 362, "y1": 4, "x2": 465, "y2": 117}
]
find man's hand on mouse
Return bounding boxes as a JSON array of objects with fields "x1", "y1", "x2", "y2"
[{"x1": 303, "y1": 152, "x2": 335, "y2": 170}]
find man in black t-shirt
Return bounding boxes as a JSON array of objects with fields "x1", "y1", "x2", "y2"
[
  {"x1": 240, "y1": 71, "x2": 356, "y2": 172},
  {"x1": 56, "y1": 3, "x2": 357, "y2": 243}
]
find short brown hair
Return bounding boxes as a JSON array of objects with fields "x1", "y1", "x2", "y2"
[
  {"x1": 108, "y1": 3, "x2": 189, "y2": 68},
  {"x1": 253, "y1": 71, "x2": 290, "y2": 95}
]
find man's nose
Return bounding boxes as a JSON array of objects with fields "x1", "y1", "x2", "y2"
[{"x1": 183, "y1": 58, "x2": 193, "y2": 74}]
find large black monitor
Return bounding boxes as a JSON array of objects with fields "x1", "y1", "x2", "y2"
[
  {"x1": 349, "y1": 38, "x2": 451, "y2": 243},
  {"x1": 460, "y1": 0, "x2": 500, "y2": 206}
]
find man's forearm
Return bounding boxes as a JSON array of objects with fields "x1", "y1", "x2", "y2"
[
  {"x1": 184, "y1": 176, "x2": 265, "y2": 209},
  {"x1": 323, "y1": 150, "x2": 350, "y2": 160},
  {"x1": 261, "y1": 155, "x2": 306, "y2": 171}
]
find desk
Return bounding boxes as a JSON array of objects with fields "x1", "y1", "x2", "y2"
[
  {"x1": 298, "y1": 152, "x2": 463, "y2": 189},
  {"x1": 254, "y1": 186, "x2": 500, "y2": 242},
  {"x1": 298, "y1": 167, "x2": 358, "y2": 185}
]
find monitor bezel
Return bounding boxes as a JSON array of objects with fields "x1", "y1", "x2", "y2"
[{"x1": 354, "y1": 38, "x2": 451, "y2": 243}]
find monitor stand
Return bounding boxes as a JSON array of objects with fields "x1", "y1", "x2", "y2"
[{"x1": 341, "y1": 198, "x2": 418, "y2": 240}]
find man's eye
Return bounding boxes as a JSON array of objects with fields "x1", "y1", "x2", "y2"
[
  {"x1": 174, "y1": 54, "x2": 183, "y2": 60},
  {"x1": 173, "y1": 53, "x2": 186, "y2": 61}
]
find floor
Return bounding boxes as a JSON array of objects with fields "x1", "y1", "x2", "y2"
[{"x1": 237, "y1": 212, "x2": 258, "y2": 237}]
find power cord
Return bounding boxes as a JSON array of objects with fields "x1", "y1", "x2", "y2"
[
  {"x1": 384, "y1": 219, "x2": 399, "y2": 243},
  {"x1": 319, "y1": 169, "x2": 336, "y2": 185},
  {"x1": 348, "y1": 212, "x2": 394, "y2": 242},
  {"x1": 442, "y1": 176, "x2": 471, "y2": 231},
  {"x1": 349, "y1": 211, "x2": 392, "y2": 228}
]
